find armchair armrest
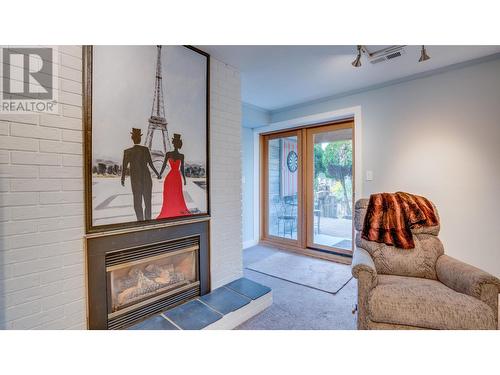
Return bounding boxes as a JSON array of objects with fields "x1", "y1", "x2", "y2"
[
  {"x1": 436, "y1": 255, "x2": 500, "y2": 313},
  {"x1": 351, "y1": 246, "x2": 377, "y2": 329},
  {"x1": 352, "y1": 246, "x2": 377, "y2": 287}
]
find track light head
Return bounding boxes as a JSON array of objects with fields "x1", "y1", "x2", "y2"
[
  {"x1": 419, "y1": 45, "x2": 430, "y2": 62},
  {"x1": 352, "y1": 45, "x2": 362, "y2": 67},
  {"x1": 352, "y1": 54, "x2": 362, "y2": 67}
]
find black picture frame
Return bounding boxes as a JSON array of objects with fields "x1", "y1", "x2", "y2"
[{"x1": 83, "y1": 45, "x2": 210, "y2": 234}]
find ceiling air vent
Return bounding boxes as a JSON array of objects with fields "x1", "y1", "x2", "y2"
[
  {"x1": 386, "y1": 51, "x2": 402, "y2": 59},
  {"x1": 368, "y1": 46, "x2": 406, "y2": 65}
]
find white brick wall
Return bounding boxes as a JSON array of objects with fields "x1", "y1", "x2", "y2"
[
  {"x1": 0, "y1": 48, "x2": 243, "y2": 328},
  {"x1": 209, "y1": 58, "x2": 243, "y2": 288},
  {"x1": 0, "y1": 45, "x2": 86, "y2": 329}
]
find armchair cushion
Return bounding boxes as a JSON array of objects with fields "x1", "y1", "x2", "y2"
[
  {"x1": 356, "y1": 232, "x2": 444, "y2": 279},
  {"x1": 436, "y1": 255, "x2": 500, "y2": 310},
  {"x1": 368, "y1": 275, "x2": 496, "y2": 330}
]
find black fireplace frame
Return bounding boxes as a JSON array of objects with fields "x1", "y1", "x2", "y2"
[{"x1": 86, "y1": 219, "x2": 210, "y2": 329}]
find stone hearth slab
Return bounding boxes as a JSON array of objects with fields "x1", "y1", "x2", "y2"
[
  {"x1": 204, "y1": 290, "x2": 272, "y2": 330},
  {"x1": 126, "y1": 278, "x2": 272, "y2": 330},
  {"x1": 225, "y1": 277, "x2": 272, "y2": 300},
  {"x1": 200, "y1": 286, "x2": 251, "y2": 315},
  {"x1": 127, "y1": 315, "x2": 178, "y2": 330},
  {"x1": 163, "y1": 299, "x2": 223, "y2": 330}
]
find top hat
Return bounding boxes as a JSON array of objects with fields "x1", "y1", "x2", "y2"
[
  {"x1": 172, "y1": 133, "x2": 182, "y2": 141},
  {"x1": 131, "y1": 128, "x2": 143, "y2": 137}
]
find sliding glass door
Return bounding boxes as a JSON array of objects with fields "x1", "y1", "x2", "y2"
[
  {"x1": 305, "y1": 123, "x2": 354, "y2": 254},
  {"x1": 262, "y1": 130, "x2": 302, "y2": 246},
  {"x1": 261, "y1": 120, "x2": 354, "y2": 258}
]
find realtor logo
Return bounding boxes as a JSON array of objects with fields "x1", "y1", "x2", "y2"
[{"x1": 0, "y1": 46, "x2": 58, "y2": 113}]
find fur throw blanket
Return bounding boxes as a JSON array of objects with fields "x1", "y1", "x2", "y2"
[{"x1": 361, "y1": 192, "x2": 439, "y2": 249}]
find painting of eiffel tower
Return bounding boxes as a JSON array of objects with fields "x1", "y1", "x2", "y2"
[
  {"x1": 89, "y1": 45, "x2": 209, "y2": 229},
  {"x1": 144, "y1": 46, "x2": 171, "y2": 166}
]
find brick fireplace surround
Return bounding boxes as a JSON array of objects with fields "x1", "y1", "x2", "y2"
[{"x1": 0, "y1": 46, "x2": 243, "y2": 329}]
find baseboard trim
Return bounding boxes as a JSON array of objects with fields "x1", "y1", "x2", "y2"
[{"x1": 243, "y1": 239, "x2": 259, "y2": 249}]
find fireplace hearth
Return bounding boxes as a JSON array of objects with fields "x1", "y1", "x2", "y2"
[{"x1": 86, "y1": 220, "x2": 210, "y2": 329}]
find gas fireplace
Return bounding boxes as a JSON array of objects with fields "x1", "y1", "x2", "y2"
[
  {"x1": 108, "y1": 246, "x2": 198, "y2": 315},
  {"x1": 86, "y1": 220, "x2": 210, "y2": 329}
]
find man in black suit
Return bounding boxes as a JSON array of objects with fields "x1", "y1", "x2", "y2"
[{"x1": 121, "y1": 128, "x2": 160, "y2": 221}]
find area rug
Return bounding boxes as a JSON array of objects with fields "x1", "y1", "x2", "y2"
[{"x1": 245, "y1": 251, "x2": 352, "y2": 294}]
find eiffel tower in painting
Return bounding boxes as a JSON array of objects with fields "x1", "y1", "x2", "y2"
[{"x1": 144, "y1": 46, "x2": 171, "y2": 164}]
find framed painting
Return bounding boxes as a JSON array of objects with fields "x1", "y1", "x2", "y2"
[{"x1": 83, "y1": 45, "x2": 210, "y2": 233}]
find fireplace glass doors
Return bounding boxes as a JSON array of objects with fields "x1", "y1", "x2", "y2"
[{"x1": 107, "y1": 242, "x2": 199, "y2": 319}]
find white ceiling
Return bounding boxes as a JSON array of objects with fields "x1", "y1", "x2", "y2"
[{"x1": 199, "y1": 45, "x2": 500, "y2": 111}]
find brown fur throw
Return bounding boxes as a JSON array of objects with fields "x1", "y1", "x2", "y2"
[{"x1": 361, "y1": 192, "x2": 439, "y2": 249}]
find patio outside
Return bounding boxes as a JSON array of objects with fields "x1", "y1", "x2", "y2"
[{"x1": 268, "y1": 135, "x2": 353, "y2": 251}]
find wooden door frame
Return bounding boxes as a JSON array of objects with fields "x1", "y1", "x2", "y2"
[
  {"x1": 304, "y1": 121, "x2": 354, "y2": 256},
  {"x1": 259, "y1": 119, "x2": 355, "y2": 262},
  {"x1": 260, "y1": 129, "x2": 305, "y2": 249}
]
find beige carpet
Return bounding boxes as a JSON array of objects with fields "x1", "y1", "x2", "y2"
[{"x1": 246, "y1": 250, "x2": 352, "y2": 294}]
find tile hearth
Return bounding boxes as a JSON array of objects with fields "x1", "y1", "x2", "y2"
[{"x1": 128, "y1": 278, "x2": 272, "y2": 330}]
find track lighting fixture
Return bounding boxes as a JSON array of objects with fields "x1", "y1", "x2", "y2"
[
  {"x1": 419, "y1": 45, "x2": 430, "y2": 62},
  {"x1": 352, "y1": 45, "x2": 362, "y2": 67},
  {"x1": 351, "y1": 45, "x2": 431, "y2": 67}
]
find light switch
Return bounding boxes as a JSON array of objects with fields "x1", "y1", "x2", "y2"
[{"x1": 366, "y1": 170, "x2": 373, "y2": 181}]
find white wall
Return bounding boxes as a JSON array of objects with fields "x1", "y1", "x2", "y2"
[
  {"x1": 0, "y1": 47, "x2": 243, "y2": 328},
  {"x1": 242, "y1": 103, "x2": 270, "y2": 128},
  {"x1": 242, "y1": 127, "x2": 255, "y2": 248},
  {"x1": 0, "y1": 46, "x2": 86, "y2": 329},
  {"x1": 209, "y1": 59, "x2": 243, "y2": 288},
  {"x1": 256, "y1": 57, "x2": 500, "y2": 277},
  {"x1": 242, "y1": 103, "x2": 269, "y2": 248}
]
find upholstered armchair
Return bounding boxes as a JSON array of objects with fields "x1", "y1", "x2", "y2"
[{"x1": 352, "y1": 199, "x2": 500, "y2": 330}]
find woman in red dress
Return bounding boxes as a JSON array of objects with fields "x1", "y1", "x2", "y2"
[{"x1": 156, "y1": 134, "x2": 191, "y2": 219}]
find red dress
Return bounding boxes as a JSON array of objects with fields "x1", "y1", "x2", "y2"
[{"x1": 156, "y1": 159, "x2": 190, "y2": 219}]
